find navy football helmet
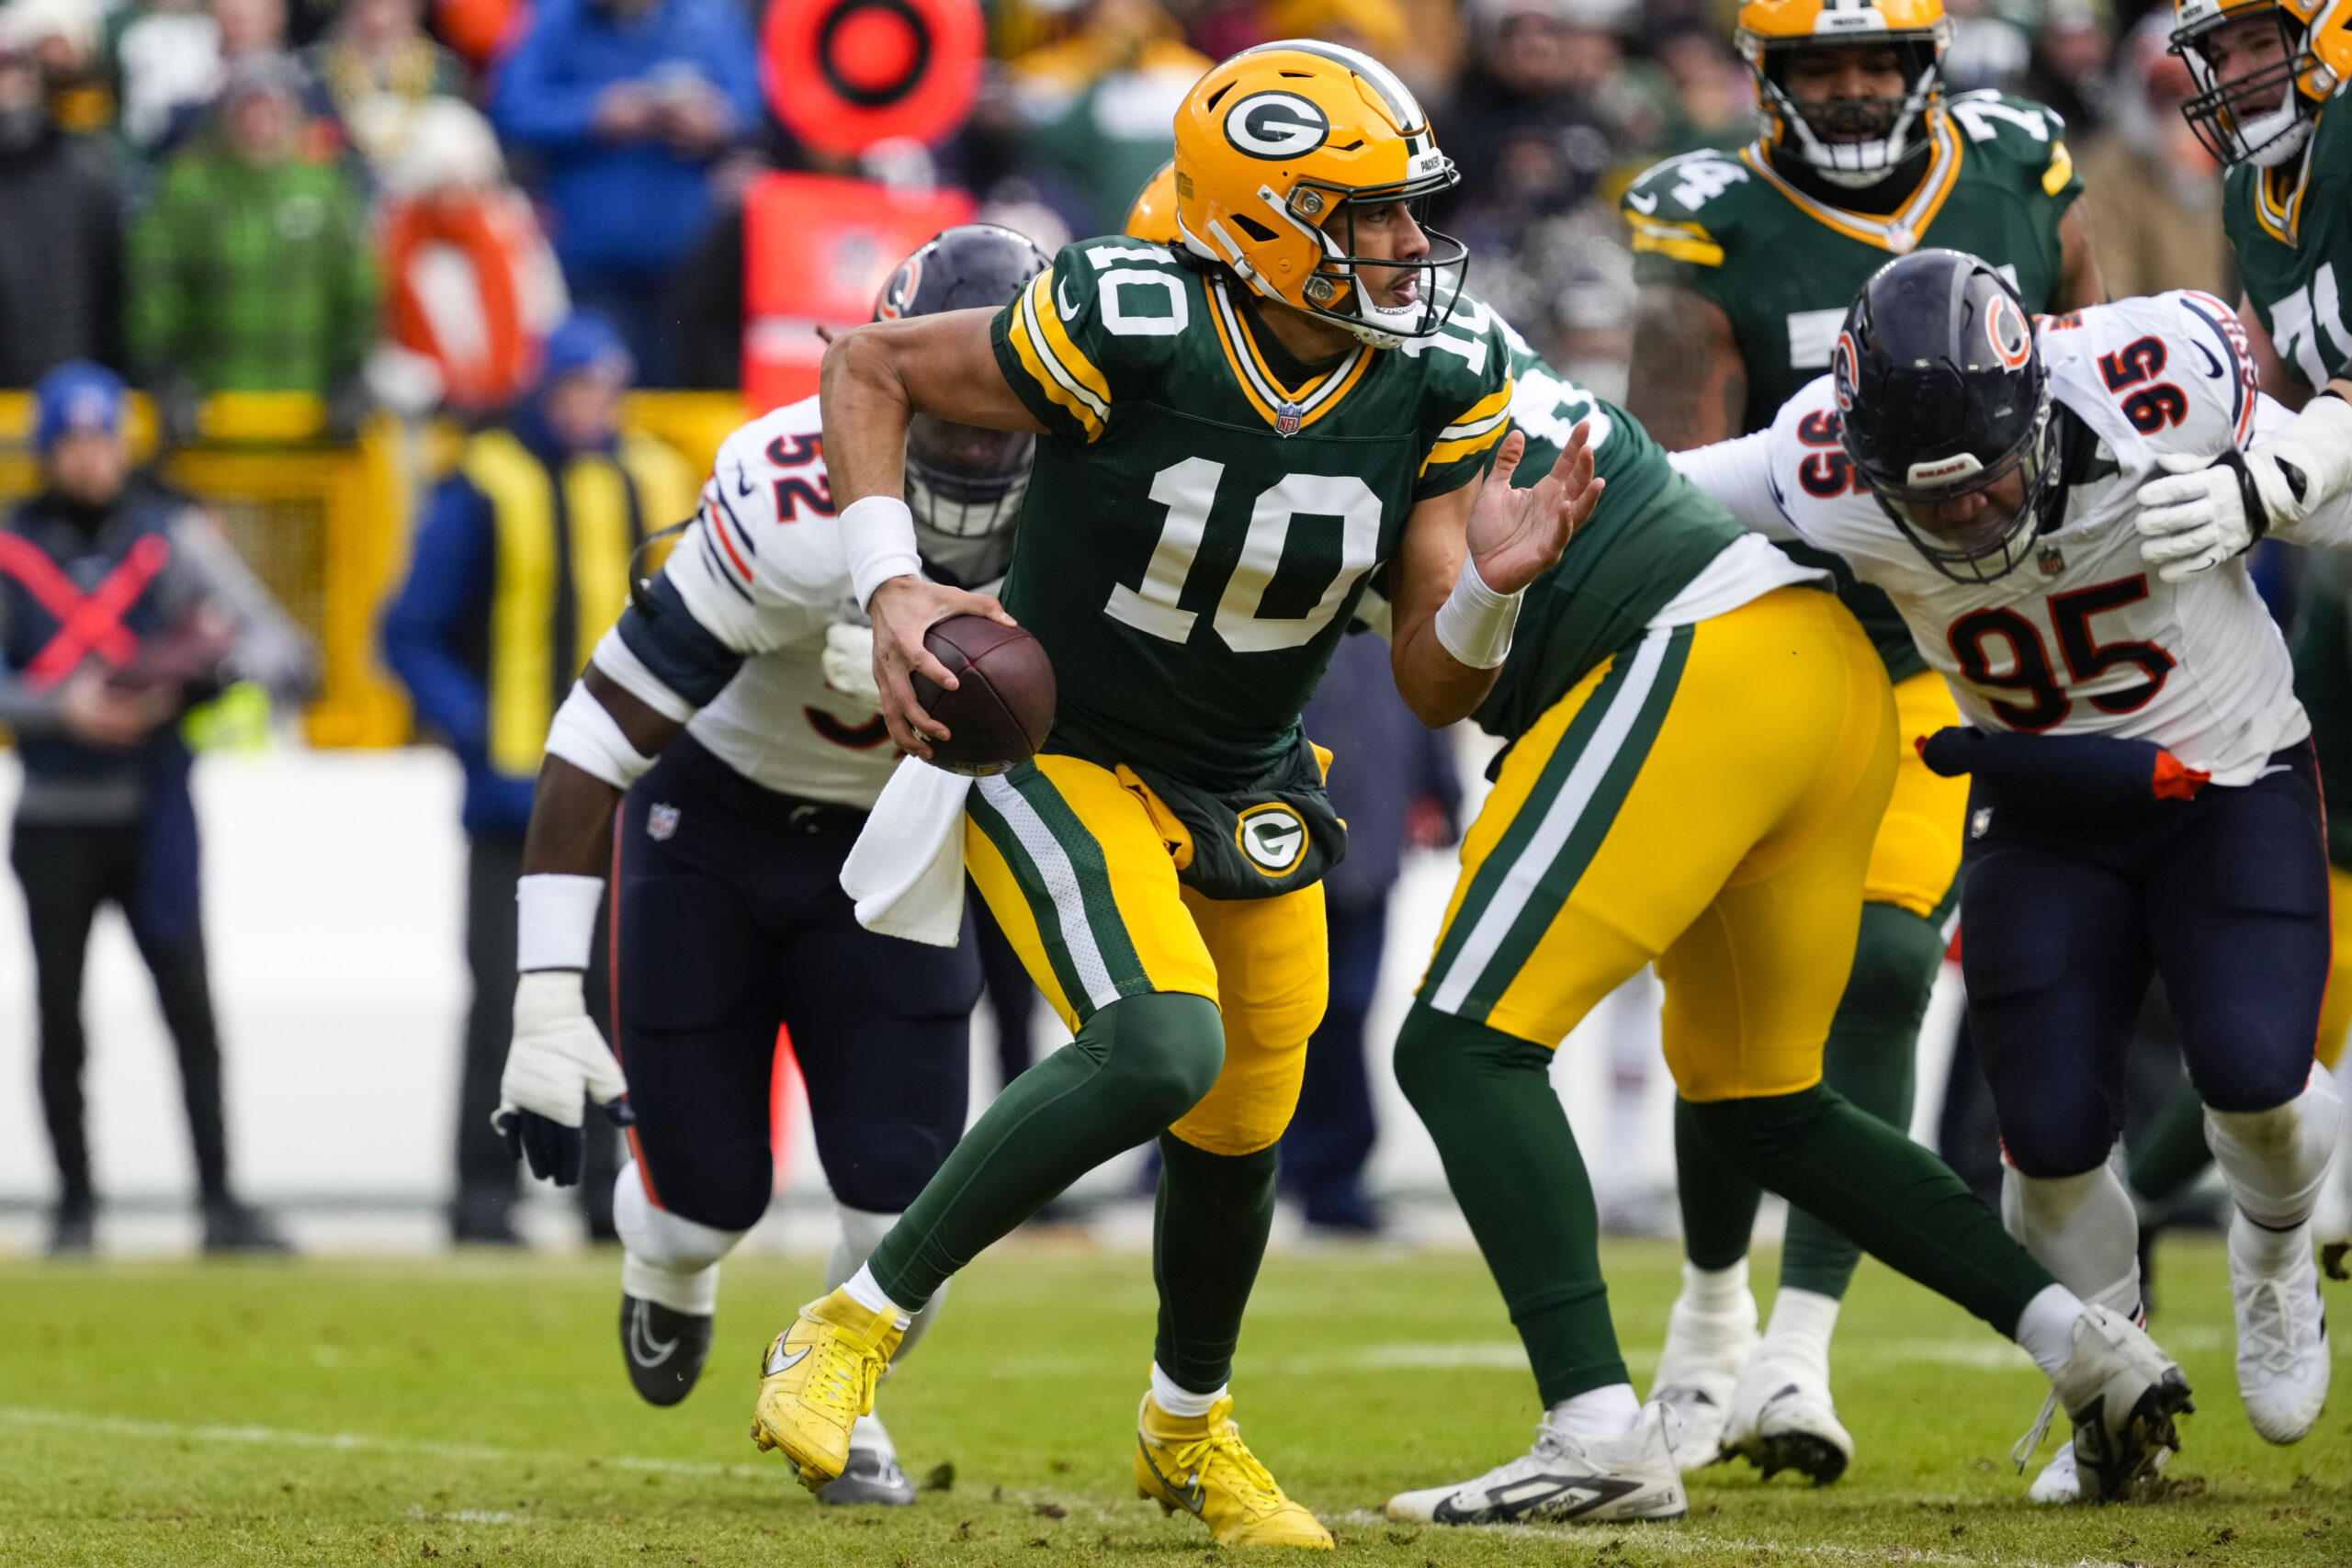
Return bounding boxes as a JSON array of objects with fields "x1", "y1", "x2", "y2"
[
  {"x1": 1835, "y1": 248, "x2": 2062, "y2": 583},
  {"x1": 872, "y1": 223, "x2": 1052, "y2": 587}
]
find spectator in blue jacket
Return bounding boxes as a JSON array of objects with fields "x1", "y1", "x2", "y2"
[
  {"x1": 383, "y1": 312, "x2": 699, "y2": 1244},
  {"x1": 489, "y1": 0, "x2": 761, "y2": 386}
]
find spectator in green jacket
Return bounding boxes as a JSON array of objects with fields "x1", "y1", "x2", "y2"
[{"x1": 126, "y1": 52, "x2": 376, "y2": 432}]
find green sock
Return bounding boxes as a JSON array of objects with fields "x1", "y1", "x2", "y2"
[
  {"x1": 1675, "y1": 1096, "x2": 1764, "y2": 1269},
  {"x1": 1395, "y1": 1001, "x2": 1626, "y2": 1406},
  {"x1": 1781, "y1": 902, "x2": 1943, "y2": 1299},
  {"x1": 2127, "y1": 1078, "x2": 2212, "y2": 1207},
  {"x1": 1152, "y1": 1134, "x2": 1278, "y2": 1393},
  {"x1": 1684, "y1": 1086, "x2": 2052, "y2": 1336},
  {"x1": 871, "y1": 991, "x2": 1225, "y2": 1308}
]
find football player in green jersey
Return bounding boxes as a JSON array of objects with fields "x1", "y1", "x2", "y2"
[
  {"x1": 741, "y1": 41, "x2": 1601, "y2": 1548},
  {"x1": 2109, "y1": 0, "x2": 2352, "y2": 1321},
  {"x1": 1616, "y1": 0, "x2": 2109, "y2": 1483}
]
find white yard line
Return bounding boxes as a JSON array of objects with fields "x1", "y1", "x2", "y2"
[{"x1": 0, "y1": 1404, "x2": 770, "y2": 1480}]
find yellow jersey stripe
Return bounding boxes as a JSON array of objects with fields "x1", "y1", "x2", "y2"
[
  {"x1": 1421, "y1": 376, "x2": 1515, "y2": 474},
  {"x1": 1204, "y1": 276, "x2": 1374, "y2": 434},
  {"x1": 1441, "y1": 385, "x2": 1515, "y2": 441},
  {"x1": 1204, "y1": 284, "x2": 1283, "y2": 426},
  {"x1": 1009, "y1": 276, "x2": 1107, "y2": 440},
  {"x1": 2041, "y1": 139, "x2": 2075, "y2": 197},
  {"x1": 1030, "y1": 274, "x2": 1114, "y2": 410}
]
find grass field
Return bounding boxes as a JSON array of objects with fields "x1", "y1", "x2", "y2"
[{"x1": 0, "y1": 1235, "x2": 2343, "y2": 1567}]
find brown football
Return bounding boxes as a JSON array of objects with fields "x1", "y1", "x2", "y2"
[{"x1": 912, "y1": 615, "x2": 1057, "y2": 776}]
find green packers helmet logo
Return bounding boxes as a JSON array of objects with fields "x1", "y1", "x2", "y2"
[
  {"x1": 1224, "y1": 92, "x2": 1329, "y2": 161},
  {"x1": 1236, "y1": 803, "x2": 1309, "y2": 874}
]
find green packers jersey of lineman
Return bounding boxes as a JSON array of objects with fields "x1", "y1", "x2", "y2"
[
  {"x1": 1469, "y1": 310, "x2": 1744, "y2": 744},
  {"x1": 2223, "y1": 95, "x2": 2352, "y2": 391},
  {"x1": 989, "y1": 238, "x2": 1514, "y2": 792},
  {"x1": 1623, "y1": 91, "x2": 2082, "y2": 682}
]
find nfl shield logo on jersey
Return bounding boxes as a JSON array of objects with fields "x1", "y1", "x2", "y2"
[
  {"x1": 1274, "y1": 400, "x2": 1305, "y2": 437},
  {"x1": 648, "y1": 803, "x2": 681, "y2": 841}
]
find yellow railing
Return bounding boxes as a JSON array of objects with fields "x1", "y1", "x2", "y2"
[{"x1": 0, "y1": 389, "x2": 748, "y2": 750}]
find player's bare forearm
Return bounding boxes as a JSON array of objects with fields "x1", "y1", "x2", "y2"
[
  {"x1": 1626, "y1": 286, "x2": 1744, "y2": 451},
  {"x1": 818, "y1": 311, "x2": 1046, "y2": 509},
  {"x1": 2052, "y1": 203, "x2": 2107, "y2": 311},
  {"x1": 1390, "y1": 427, "x2": 1600, "y2": 729},
  {"x1": 519, "y1": 668, "x2": 682, "y2": 878}
]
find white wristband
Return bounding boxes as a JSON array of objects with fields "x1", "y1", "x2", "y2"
[
  {"x1": 1432, "y1": 558, "x2": 1522, "y2": 670},
  {"x1": 545, "y1": 680, "x2": 656, "y2": 791},
  {"x1": 516, "y1": 873, "x2": 604, "y2": 972},
  {"x1": 840, "y1": 493, "x2": 923, "y2": 611}
]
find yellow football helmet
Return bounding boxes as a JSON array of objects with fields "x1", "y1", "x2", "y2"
[
  {"x1": 1125, "y1": 160, "x2": 1180, "y2": 244},
  {"x1": 2169, "y1": 0, "x2": 2352, "y2": 166},
  {"x1": 1170, "y1": 39, "x2": 1464, "y2": 347},
  {"x1": 1735, "y1": 0, "x2": 1952, "y2": 188}
]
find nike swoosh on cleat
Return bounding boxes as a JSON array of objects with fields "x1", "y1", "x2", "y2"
[
  {"x1": 764, "y1": 1344, "x2": 810, "y2": 1377},
  {"x1": 627, "y1": 1303, "x2": 679, "y2": 1368},
  {"x1": 1137, "y1": 1445, "x2": 1204, "y2": 1516}
]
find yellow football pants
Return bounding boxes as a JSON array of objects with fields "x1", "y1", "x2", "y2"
[
  {"x1": 2315, "y1": 865, "x2": 2352, "y2": 1071},
  {"x1": 963, "y1": 753, "x2": 1328, "y2": 1156},
  {"x1": 1868, "y1": 670, "x2": 1970, "y2": 919},
  {"x1": 1419, "y1": 585, "x2": 1897, "y2": 1101}
]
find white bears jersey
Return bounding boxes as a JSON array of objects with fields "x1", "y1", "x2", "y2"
[
  {"x1": 589, "y1": 396, "x2": 905, "y2": 808},
  {"x1": 1673, "y1": 291, "x2": 2352, "y2": 785}
]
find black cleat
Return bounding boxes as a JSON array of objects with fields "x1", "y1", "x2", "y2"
[
  {"x1": 620, "y1": 1294, "x2": 712, "y2": 1406},
  {"x1": 47, "y1": 1196, "x2": 95, "y2": 1258},
  {"x1": 202, "y1": 1200, "x2": 293, "y2": 1256}
]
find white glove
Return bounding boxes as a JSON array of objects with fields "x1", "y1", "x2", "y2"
[
  {"x1": 2245, "y1": 390, "x2": 2352, "y2": 531},
  {"x1": 494, "y1": 970, "x2": 630, "y2": 1185},
  {"x1": 2134, "y1": 452, "x2": 2256, "y2": 582},
  {"x1": 820, "y1": 621, "x2": 882, "y2": 713}
]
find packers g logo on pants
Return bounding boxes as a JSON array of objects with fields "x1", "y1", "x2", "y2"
[
  {"x1": 1224, "y1": 92, "x2": 1329, "y2": 161},
  {"x1": 1237, "y1": 803, "x2": 1309, "y2": 874}
]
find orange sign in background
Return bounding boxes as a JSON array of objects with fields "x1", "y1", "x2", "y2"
[{"x1": 741, "y1": 171, "x2": 974, "y2": 412}]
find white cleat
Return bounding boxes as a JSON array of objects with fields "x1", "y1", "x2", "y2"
[
  {"x1": 2027, "y1": 1441, "x2": 2079, "y2": 1505},
  {"x1": 2039, "y1": 1303, "x2": 2193, "y2": 1502},
  {"x1": 1647, "y1": 1284, "x2": 1757, "y2": 1472},
  {"x1": 816, "y1": 1413, "x2": 916, "y2": 1506},
  {"x1": 2230, "y1": 1214, "x2": 2330, "y2": 1444},
  {"x1": 1720, "y1": 1353, "x2": 1853, "y2": 1486},
  {"x1": 1385, "y1": 1402, "x2": 1689, "y2": 1527}
]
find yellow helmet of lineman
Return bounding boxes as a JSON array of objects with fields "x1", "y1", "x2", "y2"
[
  {"x1": 2169, "y1": 0, "x2": 2352, "y2": 166},
  {"x1": 1734, "y1": 0, "x2": 1952, "y2": 188},
  {"x1": 1170, "y1": 39, "x2": 1464, "y2": 347},
  {"x1": 1126, "y1": 160, "x2": 1180, "y2": 244}
]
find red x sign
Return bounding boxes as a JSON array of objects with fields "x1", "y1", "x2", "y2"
[{"x1": 0, "y1": 531, "x2": 172, "y2": 690}]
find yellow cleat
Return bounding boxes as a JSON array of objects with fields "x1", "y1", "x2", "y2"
[
  {"x1": 1134, "y1": 1393, "x2": 1333, "y2": 1549},
  {"x1": 748, "y1": 1287, "x2": 905, "y2": 1490}
]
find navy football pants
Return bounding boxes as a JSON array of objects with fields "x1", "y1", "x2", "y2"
[
  {"x1": 613, "y1": 738, "x2": 979, "y2": 1232},
  {"x1": 1962, "y1": 740, "x2": 2327, "y2": 1178}
]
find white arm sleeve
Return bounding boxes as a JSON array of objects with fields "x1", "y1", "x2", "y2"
[{"x1": 1668, "y1": 431, "x2": 1800, "y2": 542}]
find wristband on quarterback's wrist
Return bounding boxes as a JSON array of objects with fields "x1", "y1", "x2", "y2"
[
  {"x1": 1432, "y1": 557, "x2": 1522, "y2": 670},
  {"x1": 841, "y1": 494, "x2": 923, "y2": 611},
  {"x1": 516, "y1": 874, "x2": 604, "y2": 972}
]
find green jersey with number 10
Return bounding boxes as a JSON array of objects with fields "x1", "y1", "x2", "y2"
[{"x1": 989, "y1": 238, "x2": 1514, "y2": 791}]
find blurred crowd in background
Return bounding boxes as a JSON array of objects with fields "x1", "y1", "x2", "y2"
[
  {"x1": 0, "y1": 0, "x2": 2269, "y2": 1246},
  {"x1": 0, "y1": 0, "x2": 2235, "y2": 415}
]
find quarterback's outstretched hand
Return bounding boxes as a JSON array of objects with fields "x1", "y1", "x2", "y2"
[
  {"x1": 2134, "y1": 451, "x2": 2258, "y2": 582},
  {"x1": 1465, "y1": 423, "x2": 1602, "y2": 595},
  {"x1": 866, "y1": 573, "x2": 1017, "y2": 760},
  {"x1": 494, "y1": 970, "x2": 633, "y2": 1186}
]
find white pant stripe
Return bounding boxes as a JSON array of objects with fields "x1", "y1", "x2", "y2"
[
  {"x1": 1426, "y1": 628, "x2": 1673, "y2": 1018},
  {"x1": 978, "y1": 773, "x2": 1123, "y2": 1012}
]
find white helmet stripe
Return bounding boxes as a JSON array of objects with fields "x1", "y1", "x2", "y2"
[{"x1": 1241, "y1": 38, "x2": 1426, "y2": 133}]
